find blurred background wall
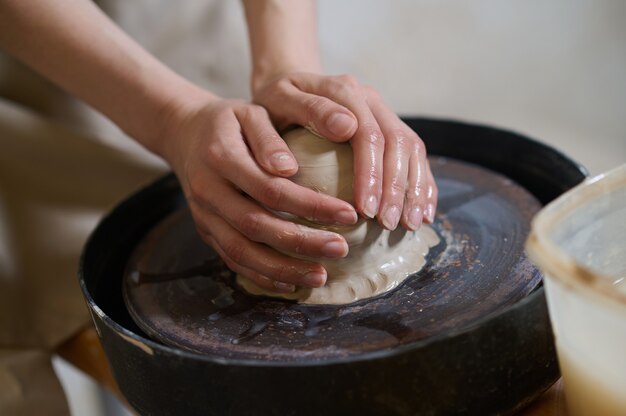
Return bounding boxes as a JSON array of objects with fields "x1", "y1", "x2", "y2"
[
  {"x1": 50, "y1": 1, "x2": 624, "y2": 414},
  {"x1": 318, "y1": 0, "x2": 625, "y2": 175}
]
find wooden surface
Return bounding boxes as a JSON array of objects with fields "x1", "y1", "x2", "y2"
[
  {"x1": 56, "y1": 326, "x2": 567, "y2": 415},
  {"x1": 56, "y1": 326, "x2": 129, "y2": 409},
  {"x1": 518, "y1": 380, "x2": 567, "y2": 415}
]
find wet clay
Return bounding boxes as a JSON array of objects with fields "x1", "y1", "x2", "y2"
[{"x1": 237, "y1": 128, "x2": 440, "y2": 305}]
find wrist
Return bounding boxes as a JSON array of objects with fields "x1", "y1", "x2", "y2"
[
  {"x1": 251, "y1": 62, "x2": 322, "y2": 96},
  {"x1": 243, "y1": 0, "x2": 323, "y2": 95},
  {"x1": 151, "y1": 83, "x2": 219, "y2": 164}
]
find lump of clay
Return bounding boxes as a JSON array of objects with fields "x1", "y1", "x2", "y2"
[{"x1": 237, "y1": 128, "x2": 439, "y2": 305}]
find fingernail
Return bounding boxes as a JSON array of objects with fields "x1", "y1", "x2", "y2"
[
  {"x1": 302, "y1": 271, "x2": 327, "y2": 287},
  {"x1": 382, "y1": 205, "x2": 400, "y2": 230},
  {"x1": 424, "y1": 203, "x2": 436, "y2": 223},
  {"x1": 326, "y1": 112, "x2": 356, "y2": 138},
  {"x1": 273, "y1": 281, "x2": 296, "y2": 293},
  {"x1": 321, "y1": 240, "x2": 349, "y2": 258},
  {"x1": 408, "y1": 206, "x2": 423, "y2": 230},
  {"x1": 363, "y1": 195, "x2": 378, "y2": 218},
  {"x1": 335, "y1": 209, "x2": 358, "y2": 225},
  {"x1": 271, "y1": 152, "x2": 297, "y2": 173}
]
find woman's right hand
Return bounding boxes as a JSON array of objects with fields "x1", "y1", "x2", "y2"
[{"x1": 159, "y1": 96, "x2": 358, "y2": 293}]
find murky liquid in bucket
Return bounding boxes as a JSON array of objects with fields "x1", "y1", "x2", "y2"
[{"x1": 527, "y1": 164, "x2": 626, "y2": 416}]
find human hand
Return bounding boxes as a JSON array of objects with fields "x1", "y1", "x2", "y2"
[
  {"x1": 159, "y1": 96, "x2": 358, "y2": 293},
  {"x1": 253, "y1": 72, "x2": 438, "y2": 231}
]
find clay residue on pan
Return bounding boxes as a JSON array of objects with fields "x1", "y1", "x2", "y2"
[
  {"x1": 237, "y1": 221, "x2": 440, "y2": 305},
  {"x1": 237, "y1": 128, "x2": 440, "y2": 305}
]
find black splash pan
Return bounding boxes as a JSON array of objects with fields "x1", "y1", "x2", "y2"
[{"x1": 80, "y1": 117, "x2": 586, "y2": 416}]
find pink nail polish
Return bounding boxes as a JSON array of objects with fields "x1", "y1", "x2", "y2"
[
  {"x1": 335, "y1": 209, "x2": 358, "y2": 225},
  {"x1": 363, "y1": 195, "x2": 378, "y2": 218},
  {"x1": 321, "y1": 240, "x2": 349, "y2": 258},
  {"x1": 326, "y1": 112, "x2": 356, "y2": 137},
  {"x1": 382, "y1": 206, "x2": 400, "y2": 230},
  {"x1": 302, "y1": 271, "x2": 327, "y2": 287},
  {"x1": 425, "y1": 204, "x2": 436, "y2": 223},
  {"x1": 271, "y1": 152, "x2": 297, "y2": 173},
  {"x1": 273, "y1": 281, "x2": 296, "y2": 292},
  {"x1": 408, "y1": 206, "x2": 422, "y2": 230}
]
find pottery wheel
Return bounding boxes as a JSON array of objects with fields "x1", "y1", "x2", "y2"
[{"x1": 123, "y1": 156, "x2": 542, "y2": 362}]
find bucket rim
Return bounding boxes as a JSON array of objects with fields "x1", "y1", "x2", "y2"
[{"x1": 526, "y1": 164, "x2": 626, "y2": 306}]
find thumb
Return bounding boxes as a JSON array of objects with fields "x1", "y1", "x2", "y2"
[
  {"x1": 237, "y1": 105, "x2": 299, "y2": 177},
  {"x1": 268, "y1": 81, "x2": 358, "y2": 142}
]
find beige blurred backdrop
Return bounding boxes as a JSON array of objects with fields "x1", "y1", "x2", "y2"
[
  {"x1": 317, "y1": 0, "x2": 625, "y2": 175},
  {"x1": 44, "y1": 1, "x2": 623, "y2": 415}
]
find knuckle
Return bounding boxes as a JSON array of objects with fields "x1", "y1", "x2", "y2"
[
  {"x1": 206, "y1": 143, "x2": 229, "y2": 164},
  {"x1": 368, "y1": 168, "x2": 383, "y2": 185},
  {"x1": 249, "y1": 104, "x2": 269, "y2": 119},
  {"x1": 389, "y1": 128, "x2": 408, "y2": 147},
  {"x1": 275, "y1": 78, "x2": 292, "y2": 94},
  {"x1": 329, "y1": 75, "x2": 359, "y2": 96},
  {"x1": 308, "y1": 198, "x2": 323, "y2": 222},
  {"x1": 290, "y1": 229, "x2": 308, "y2": 254},
  {"x1": 337, "y1": 74, "x2": 359, "y2": 88},
  {"x1": 412, "y1": 180, "x2": 425, "y2": 198},
  {"x1": 361, "y1": 123, "x2": 385, "y2": 147},
  {"x1": 223, "y1": 240, "x2": 247, "y2": 264},
  {"x1": 363, "y1": 84, "x2": 381, "y2": 100},
  {"x1": 389, "y1": 179, "x2": 406, "y2": 196},
  {"x1": 404, "y1": 191, "x2": 418, "y2": 206},
  {"x1": 238, "y1": 211, "x2": 264, "y2": 239},
  {"x1": 304, "y1": 96, "x2": 331, "y2": 120},
  {"x1": 410, "y1": 132, "x2": 425, "y2": 152},
  {"x1": 237, "y1": 105, "x2": 255, "y2": 124},
  {"x1": 237, "y1": 104, "x2": 264, "y2": 127},
  {"x1": 260, "y1": 179, "x2": 286, "y2": 207},
  {"x1": 256, "y1": 131, "x2": 284, "y2": 150},
  {"x1": 273, "y1": 263, "x2": 293, "y2": 282}
]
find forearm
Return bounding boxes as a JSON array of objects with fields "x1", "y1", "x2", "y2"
[
  {"x1": 242, "y1": 0, "x2": 322, "y2": 93},
  {"x1": 0, "y1": 0, "x2": 213, "y2": 156}
]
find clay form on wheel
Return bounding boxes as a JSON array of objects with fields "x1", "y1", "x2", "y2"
[{"x1": 237, "y1": 128, "x2": 440, "y2": 305}]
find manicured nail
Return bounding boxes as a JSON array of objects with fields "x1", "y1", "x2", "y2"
[
  {"x1": 363, "y1": 195, "x2": 378, "y2": 218},
  {"x1": 326, "y1": 112, "x2": 356, "y2": 138},
  {"x1": 271, "y1": 152, "x2": 297, "y2": 173},
  {"x1": 408, "y1": 206, "x2": 423, "y2": 230},
  {"x1": 382, "y1": 205, "x2": 400, "y2": 230},
  {"x1": 273, "y1": 281, "x2": 296, "y2": 293},
  {"x1": 425, "y1": 203, "x2": 436, "y2": 223},
  {"x1": 302, "y1": 271, "x2": 327, "y2": 287},
  {"x1": 321, "y1": 240, "x2": 349, "y2": 258},
  {"x1": 335, "y1": 209, "x2": 358, "y2": 225}
]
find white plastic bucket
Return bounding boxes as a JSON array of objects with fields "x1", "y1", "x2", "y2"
[{"x1": 526, "y1": 163, "x2": 626, "y2": 416}]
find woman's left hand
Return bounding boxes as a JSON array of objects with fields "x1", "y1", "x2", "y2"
[{"x1": 253, "y1": 72, "x2": 438, "y2": 231}]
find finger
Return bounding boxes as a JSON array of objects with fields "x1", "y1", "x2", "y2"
[
  {"x1": 402, "y1": 137, "x2": 429, "y2": 231},
  {"x1": 257, "y1": 78, "x2": 357, "y2": 141},
  {"x1": 198, "y1": 211, "x2": 327, "y2": 287},
  {"x1": 194, "y1": 179, "x2": 349, "y2": 258},
  {"x1": 208, "y1": 236, "x2": 296, "y2": 293},
  {"x1": 423, "y1": 159, "x2": 438, "y2": 224},
  {"x1": 236, "y1": 105, "x2": 299, "y2": 177},
  {"x1": 204, "y1": 124, "x2": 358, "y2": 225},
  {"x1": 367, "y1": 90, "x2": 411, "y2": 230},
  {"x1": 294, "y1": 74, "x2": 385, "y2": 220},
  {"x1": 217, "y1": 142, "x2": 358, "y2": 225}
]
